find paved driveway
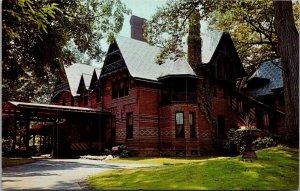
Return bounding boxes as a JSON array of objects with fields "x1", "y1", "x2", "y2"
[{"x1": 2, "y1": 159, "x2": 155, "y2": 190}]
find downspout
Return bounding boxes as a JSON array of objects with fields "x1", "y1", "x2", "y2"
[{"x1": 157, "y1": 87, "x2": 161, "y2": 156}]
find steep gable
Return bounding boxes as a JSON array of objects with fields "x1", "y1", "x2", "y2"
[
  {"x1": 100, "y1": 36, "x2": 197, "y2": 82},
  {"x1": 64, "y1": 64, "x2": 95, "y2": 96}
]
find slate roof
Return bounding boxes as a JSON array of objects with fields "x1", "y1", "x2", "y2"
[
  {"x1": 114, "y1": 33, "x2": 226, "y2": 82},
  {"x1": 201, "y1": 30, "x2": 223, "y2": 64},
  {"x1": 64, "y1": 64, "x2": 96, "y2": 96},
  {"x1": 158, "y1": 57, "x2": 198, "y2": 79},
  {"x1": 95, "y1": 68, "x2": 102, "y2": 78},
  {"x1": 246, "y1": 59, "x2": 283, "y2": 97},
  {"x1": 113, "y1": 31, "x2": 226, "y2": 81},
  {"x1": 82, "y1": 73, "x2": 93, "y2": 89},
  {"x1": 63, "y1": 31, "x2": 234, "y2": 95}
]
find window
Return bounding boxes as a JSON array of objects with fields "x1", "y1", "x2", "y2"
[
  {"x1": 263, "y1": 113, "x2": 269, "y2": 127},
  {"x1": 176, "y1": 112, "x2": 184, "y2": 138},
  {"x1": 111, "y1": 116, "x2": 116, "y2": 143},
  {"x1": 189, "y1": 112, "x2": 196, "y2": 138},
  {"x1": 217, "y1": 115, "x2": 225, "y2": 136},
  {"x1": 112, "y1": 79, "x2": 129, "y2": 99},
  {"x1": 126, "y1": 113, "x2": 133, "y2": 139},
  {"x1": 112, "y1": 81, "x2": 119, "y2": 99},
  {"x1": 238, "y1": 101, "x2": 243, "y2": 112}
]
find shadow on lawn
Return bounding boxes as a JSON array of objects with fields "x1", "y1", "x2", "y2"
[{"x1": 89, "y1": 148, "x2": 299, "y2": 190}]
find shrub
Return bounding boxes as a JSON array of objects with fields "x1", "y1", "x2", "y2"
[
  {"x1": 118, "y1": 145, "x2": 129, "y2": 158},
  {"x1": 223, "y1": 128, "x2": 277, "y2": 155},
  {"x1": 223, "y1": 128, "x2": 245, "y2": 155},
  {"x1": 104, "y1": 149, "x2": 112, "y2": 156},
  {"x1": 2, "y1": 138, "x2": 13, "y2": 156},
  {"x1": 252, "y1": 137, "x2": 277, "y2": 150}
]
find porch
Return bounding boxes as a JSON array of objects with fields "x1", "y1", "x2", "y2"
[{"x1": 2, "y1": 101, "x2": 111, "y2": 158}]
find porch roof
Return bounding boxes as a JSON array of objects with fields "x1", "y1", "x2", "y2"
[{"x1": 4, "y1": 101, "x2": 110, "y2": 115}]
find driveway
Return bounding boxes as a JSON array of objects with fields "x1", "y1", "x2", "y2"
[{"x1": 2, "y1": 158, "x2": 156, "y2": 190}]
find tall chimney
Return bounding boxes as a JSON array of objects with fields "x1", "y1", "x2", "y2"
[
  {"x1": 130, "y1": 15, "x2": 147, "y2": 42},
  {"x1": 187, "y1": 9, "x2": 202, "y2": 70}
]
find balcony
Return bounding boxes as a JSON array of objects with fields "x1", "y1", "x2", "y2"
[{"x1": 161, "y1": 91, "x2": 197, "y2": 104}]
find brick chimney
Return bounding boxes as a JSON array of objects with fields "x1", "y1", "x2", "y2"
[
  {"x1": 130, "y1": 15, "x2": 147, "y2": 42},
  {"x1": 187, "y1": 10, "x2": 201, "y2": 70}
]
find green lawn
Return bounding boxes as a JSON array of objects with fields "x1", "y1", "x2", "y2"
[
  {"x1": 106, "y1": 156, "x2": 218, "y2": 165},
  {"x1": 89, "y1": 146, "x2": 299, "y2": 190}
]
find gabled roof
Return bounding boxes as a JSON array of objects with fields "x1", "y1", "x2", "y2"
[
  {"x1": 64, "y1": 64, "x2": 95, "y2": 96},
  {"x1": 109, "y1": 36, "x2": 197, "y2": 82},
  {"x1": 158, "y1": 57, "x2": 197, "y2": 79},
  {"x1": 89, "y1": 68, "x2": 102, "y2": 89},
  {"x1": 115, "y1": 36, "x2": 166, "y2": 82},
  {"x1": 201, "y1": 30, "x2": 223, "y2": 64},
  {"x1": 82, "y1": 73, "x2": 93, "y2": 89},
  {"x1": 109, "y1": 31, "x2": 240, "y2": 82},
  {"x1": 246, "y1": 59, "x2": 283, "y2": 97},
  {"x1": 95, "y1": 68, "x2": 102, "y2": 79}
]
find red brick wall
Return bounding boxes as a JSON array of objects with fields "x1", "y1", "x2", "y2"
[{"x1": 159, "y1": 104, "x2": 202, "y2": 156}]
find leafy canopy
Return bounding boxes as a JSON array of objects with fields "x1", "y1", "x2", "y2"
[
  {"x1": 144, "y1": 0, "x2": 217, "y2": 63},
  {"x1": 2, "y1": 0, "x2": 131, "y2": 102}
]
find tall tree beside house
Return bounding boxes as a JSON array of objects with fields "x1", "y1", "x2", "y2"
[
  {"x1": 207, "y1": 1, "x2": 298, "y2": 88},
  {"x1": 146, "y1": 0, "x2": 298, "y2": 73},
  {"x1": 144, "y1": 0, "x2": 217, "y2": 63},
  {"x1": 2, "y1": 0, "x2": 131, "y2": 103},
  {"x1": 208, "y1": 1, "x2": 279, "y2": 70},
  {"x1": 273, "y1": 0, "x2": 299, "y2": 145}
]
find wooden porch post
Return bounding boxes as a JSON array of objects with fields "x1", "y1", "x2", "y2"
[
  {"x1": 12, "y1": 114, "x2": 18, "y2": 155},
  {"x1": 52, "y1": 122, "x2": 58, "y2": 157},
  {"x1": 24, "y1": 113, "x2": 30, "y2": 151}
]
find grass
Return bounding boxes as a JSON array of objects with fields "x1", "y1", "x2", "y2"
[
  {"x1": 106, "y1": 156, "x2": 217, "y2": 165},
  {"x1": 2, "y1": 157, "x2": 35, "y2": 168},
  {"x1": 88, "y1": 146, "x2": 299, "y2": 190}
]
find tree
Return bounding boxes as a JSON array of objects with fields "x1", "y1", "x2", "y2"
[
  {"x1": 273, "y1": 0, "x2": 299, "y2": 145},
  {"x1": 144, "y1": 0, "x2": 217, "y2": 63},
  {"x1": 2, "y1": 0, "x2": 131, "y2": 103},
  {"x1": 146, "y1": 0, "x2": 298, "y2": 72},
  {"x1": 208, "y1": 1, "x2": 279, "y2": 70}
]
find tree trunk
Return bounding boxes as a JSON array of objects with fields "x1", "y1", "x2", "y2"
[{"x1": 273, "y1": 0, "x2": 299, "y2": 145}]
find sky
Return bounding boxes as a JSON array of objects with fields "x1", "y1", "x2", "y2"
[
  {"x1": 92, "y1": 0, "x2": 167, "y2": 67},
  {"x1": 118, "y1": 0, "x2": 168, "y2": 37},
  {"x1": 92, "y1": 0, "x2": 210, "y2": 67}
]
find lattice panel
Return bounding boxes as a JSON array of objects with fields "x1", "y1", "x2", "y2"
[
  {"x1": 199, "y1": 132, "x2": 210, "y2": 138},
  {"x1": 161, "y1": 130, "x2": 173, "y2": 136},
  {"x1": 139, "y1": 129, "x2": 158, "y2": 136}
]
